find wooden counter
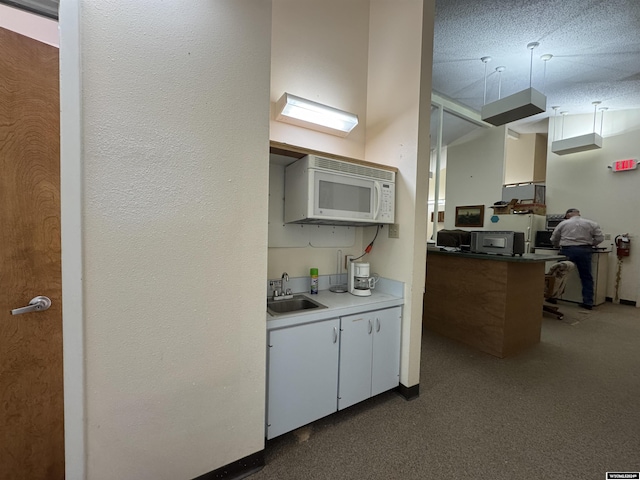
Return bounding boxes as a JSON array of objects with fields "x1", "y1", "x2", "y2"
[{"x1": 423, "y1": 249, "x2": 565, "y2": 358}]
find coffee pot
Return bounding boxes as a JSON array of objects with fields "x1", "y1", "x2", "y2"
[{"x1": 348, "y1": 261, "x2": 376, "y2": 297}]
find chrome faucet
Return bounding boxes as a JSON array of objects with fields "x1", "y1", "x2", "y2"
[
  {"x1": 271, "y1": 272, "x2": 292, "y2": 300},
  {"x1": 281, "y1": 272, "x2": 292, "y2": 296}
]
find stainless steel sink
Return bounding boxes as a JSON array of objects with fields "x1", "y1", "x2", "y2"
[{"x1": 267, "y1": 295, "x2": 327, "y2": 316}]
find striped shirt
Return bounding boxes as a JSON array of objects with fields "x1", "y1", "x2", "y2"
[{"x1": 550, "y1": 216, "x2": 604, "y2": 247}]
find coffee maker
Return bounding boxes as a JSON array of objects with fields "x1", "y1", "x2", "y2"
[{"x1": 348, "y1": 260, "x2": 374, "y2": 297}]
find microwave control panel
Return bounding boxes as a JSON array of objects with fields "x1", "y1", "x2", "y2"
[{"x1": 378, "y1": 182, "x2": 395, "y2": 223}]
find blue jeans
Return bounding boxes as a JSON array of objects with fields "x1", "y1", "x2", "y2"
[{"x1": 560, "y1": 246, "x2": 594, "y2": 306}]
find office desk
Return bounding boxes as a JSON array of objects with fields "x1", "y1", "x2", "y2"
[{"x1": 423, "y1": 248, "x2": 565, "y2": 358}]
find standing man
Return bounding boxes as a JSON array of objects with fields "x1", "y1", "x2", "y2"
[{"x1": 550, "y1": 208, "x2": 604, "y2": 309}]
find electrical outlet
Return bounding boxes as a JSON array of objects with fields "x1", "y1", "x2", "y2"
[
  {"x1": 388, "y1": 223, "x2": 400, "y2": 239},
  {"x1": 605, "y1": 233, "x2": 611, "y2": 240}
]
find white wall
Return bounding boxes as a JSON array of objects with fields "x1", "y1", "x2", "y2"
[
  {"x1": 504, "y1": 133, "x2": 547, "y2": 185},
  {"x1": 62, "y1": 2, "x2": 272, "y2": 478},
  {"x1": 270, "y1": 0, "x2": 370, "y2": 160},
  {"x1": 547, "y1": 109, "x2": 640, "y2": 304},
  {"x1": 445, "y1": 126, "x2": 507, "y2": 230},
  {"x1": 269, "y1": 0, "x2": 371, "y2": 281},
  {"x1": 365, "y1": 0, "x2": 434, "y2": 387},
  {"x1": 505, "y1": 133, "x2": 536, "y2": 184}
]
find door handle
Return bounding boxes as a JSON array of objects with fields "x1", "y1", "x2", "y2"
[
  {"x1": 373, "y1": 182, "x2": 381, "y2": 220},
  {"x1": 11, "y1": 296, "x2": 52, "y2": 315}
]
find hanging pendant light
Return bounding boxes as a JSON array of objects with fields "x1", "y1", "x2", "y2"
[
  {"x1": 480, "y1": 42, "x2": 547, "y2": 126},
  {"x1": 551, "y1": 101, "x2": 604, "y2": 155}
]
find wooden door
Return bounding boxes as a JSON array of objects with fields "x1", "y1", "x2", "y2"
[{"x1": 0, "y1": 27, "x2": 63, "y2": 480}]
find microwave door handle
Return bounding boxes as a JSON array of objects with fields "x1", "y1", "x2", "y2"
[{"x1": 373, "y1": 182, "x2": 381, "y2": 220}]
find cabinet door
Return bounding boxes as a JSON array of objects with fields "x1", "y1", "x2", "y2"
[
  {"x1": 371, "y1": 307, "x2": 402, "y2": 397},
  {"x1": 338, "y1": 312, "x2": 374, "y2": 410},
  {"x1": 266, "y1": 318, "x2": 340, "y2": 439}
]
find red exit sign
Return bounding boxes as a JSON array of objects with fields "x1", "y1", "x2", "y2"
[{"x1": 611, "y1": 159, "x2": 638, "y2": 172}]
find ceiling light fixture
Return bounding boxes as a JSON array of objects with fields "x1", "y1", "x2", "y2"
[
  {"x1": 275, "y1": 92, "x2": 359, "y2": 137},
  {"x1": 551, "y1": 101, "x2": 604, "y2": 155},
  {"x1": 480, "y1": 42, "x2": 547, "y2": 126}
]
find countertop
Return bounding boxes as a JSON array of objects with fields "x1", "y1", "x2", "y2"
[
  {"x1": 266, "y1": 289, "x2": 404, "y2": 330},
  {"x1": 427, "y1": 247, "x2": 566, "y2": 263},
  {"x1": 534, "y1": 246, "x2": 612, "y2": 254}
]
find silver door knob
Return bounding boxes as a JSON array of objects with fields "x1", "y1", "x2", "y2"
[{"x1": 11, "y1": 296, "x2": 52, "y2": 315}]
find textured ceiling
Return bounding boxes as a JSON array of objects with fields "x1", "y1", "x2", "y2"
[{"x1": 432, "y1": 0, "x2": 640, "y2": 135}]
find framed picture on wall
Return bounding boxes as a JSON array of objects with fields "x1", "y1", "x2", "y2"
[
  {"x1": 455, "y1": 205, "x2": 484, "y2": 227},
  {"x1": 430, "y1": 211, "x2": 445, "y2": 222}
]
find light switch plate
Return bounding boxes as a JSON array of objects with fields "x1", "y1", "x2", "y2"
[{"x1": 388, "y1": 224, "x2": 400, "y2": 239}]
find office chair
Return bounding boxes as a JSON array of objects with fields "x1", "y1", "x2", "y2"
[{"x1": 543, "y1": 261, "x2": 576, "y2": 320}]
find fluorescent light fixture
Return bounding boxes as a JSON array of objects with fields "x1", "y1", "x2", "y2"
[
  {"x1": 551, "y1": 132, "x2": 603, "y2": 155},
  {"x1": 275, "y1": 93, "x2": 359, "y2": 137},
  {"x1": 481, "y1": 87, "x2": 547, "y2": 126}
]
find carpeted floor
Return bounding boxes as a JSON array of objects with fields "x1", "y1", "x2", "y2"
[{"x1": 251, "y1": 301, "x2": 640, "y2": 480}]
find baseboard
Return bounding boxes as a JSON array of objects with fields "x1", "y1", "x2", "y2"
[
  {"x1": 397, "y1": 383, "x2": 419, "y2": 401},
  {"x1": 193, "y1": 450, "x2": 264, "y2": 480},
  {"x1": 605, "y1": 297, "x2": 637, "y2": 306}
]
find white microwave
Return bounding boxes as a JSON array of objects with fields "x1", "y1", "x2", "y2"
[{"x1": 284, "y1": 155, "x2": 395, "y2": 226}]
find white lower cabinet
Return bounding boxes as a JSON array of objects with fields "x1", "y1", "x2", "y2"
[
  {"x1": 338, "y1": 306, "x2": 402, "y2": 410},
  {"x1": 266, "y1": 306, "x2": 401, "y2": 439},
  {"x1": 266, "y1": 318, "x2": 340, "y2": 440}
]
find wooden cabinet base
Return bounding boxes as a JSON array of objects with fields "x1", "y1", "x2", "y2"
[{"x1": 423, "y1": 254, "x2": 545, "y2": 358}]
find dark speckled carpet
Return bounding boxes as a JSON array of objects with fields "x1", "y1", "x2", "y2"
[{"x1": 250, "y1": 301, "x2": 640, "y2": 480}]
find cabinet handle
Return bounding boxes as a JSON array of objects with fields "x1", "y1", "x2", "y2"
[
  {"x1": 376, "y1": 318, "x2": 380, "y2": 332},
  {"x1": 333, "y1": 327, "x2": 338, "y2": 343},
  {"x1": 368, "y1": 319, "x2": 372, "y2": 334}
]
